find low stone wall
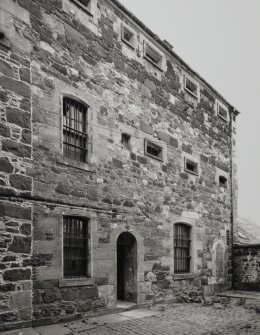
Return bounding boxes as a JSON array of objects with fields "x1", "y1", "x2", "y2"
[{"x1": 234, "y1": 244, "x2": 260, "y2": 291}]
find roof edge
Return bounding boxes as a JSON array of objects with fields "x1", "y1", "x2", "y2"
[{"x1": 108, "y1": 0, "x2": 240, "y2": 114}]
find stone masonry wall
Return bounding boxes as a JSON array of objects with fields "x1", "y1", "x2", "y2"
[
  {"x1": 0, "y1": 0, "x2": 33, "y2": 330},
  {"x1": 0, "y1": 0, "x2": 238, "y2": 329},
  {"x1": 234, "y1": 244, "x2": 260, "y2": 291}
]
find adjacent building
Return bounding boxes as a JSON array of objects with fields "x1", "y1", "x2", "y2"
[{"x1": 0, "y1": 0, "x2": 239, "y2": 330}]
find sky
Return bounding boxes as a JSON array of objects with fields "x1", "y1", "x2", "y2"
[{"x1": 120, "y1": 0, "x2": 260, "y2": 224}]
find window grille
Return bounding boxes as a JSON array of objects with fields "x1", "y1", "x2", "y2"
[
  {"x1": 174, "y1": 224, "x2": 191, "y2": 273},
  {"x1": 226, "y1": 230, "x2": 230, "y2": 245},
  {"x1": 63, "y1": 97, "x2": 88, "y2": 163},
  {"x1": 63, "y1": 217, "x2": 88, "y2": 278},
  {"x1": 145, "y1": 140, "x2": 163, "y2": 161}
]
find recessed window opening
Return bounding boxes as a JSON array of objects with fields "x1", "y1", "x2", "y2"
[
  {"x1": 219, "y1": 176, "x2": 227, "y2": 187},
  {"x1": 144, "y1": 43, "x2": 162, "y2": 68},
  {"x1": 121, "y1": 25, "x2": 134, "y2": 48},
  {"x1": 184, "y1": 76, "x2": 198, "y2": 98},
  {"x1": 71, "y1": 0, "x2": 91, "y2": 11},
  {"x1": 185, "y1": 158, "x2": 198, "y2": 175},
  {"x1": 63, "y1": 97, "x2": 88, "y2": 163},
  {"x1": 63, "y1": 217, "x2": 89, "y2": 278},
  {"x1": 218, "y1": 103, "x2": 228, "y2": 121},
  {"x1": 226, "y1": 230, "x2": 230, "y2": 245},
  {"x1": 121, "y1": 133, "x2": 131, "y2": 148},
  {"x1": 174, "y1": 223, "x2": 191, "y2": 274},
  {"x1": 145, "y1": 140, "x2": 163, "y2": 161}
]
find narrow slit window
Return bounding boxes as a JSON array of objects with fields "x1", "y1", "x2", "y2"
[
  {"x1": 63, "y1": 217, "x2": 89, "y2": 278},
  {"x1": 63, "y1": 97, "x2": 88, "y2": 163},
  {"x1": 184, "y1": 76, "x2": 198, "y2": 98},
  {"x1": 145, "y1": 140, "x2": 163, "y2": 161},
  {"x1": 144, "y1": 43, "x2": 163, "y2": 68},
  {"x1": 174, "y1": 223, "x2": 191, "y2": 274},
  {"x1": 185, "y1": 158, "x2": 198, "y2": 175},
  {"x1": 71, "y1": 0, "x2": 91, "y2": 11},
  {"x1": 217, "y1": 103, "x2": 228, "y2": 121},
  {"x1": 121, "y1": 25, "x2": 135, "y2": 48},
  {"x1": 219, "y1": 176, "x2": 227, "y2": 187}
]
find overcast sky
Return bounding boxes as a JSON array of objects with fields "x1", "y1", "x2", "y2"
[{"x1": 120, "y1": 0, "x2": 260, "y2": 224}]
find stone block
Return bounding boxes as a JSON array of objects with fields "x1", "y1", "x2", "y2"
[
  {"x1": 55, "y1": 183, "x2": 70, "y2": 195},
  {"x1": 6, "y1": 107, "x2": 31, "y2": 129},
  {"x1": 8, "y1": 236, "x2": 31, "y2": 254},
  {"x1": 10, "y1": 291, "x2": 31, "y2": 310},
  {"x1": 20, "y1": 223, "x2": 31, "y2": 235},
  {"x1": 140, "y1": 120, "x2": 153, "y2": 135},
  {"x1": 42, "y1": 288, "x2": 61, "y2": 303},
  {"x1": 0, "y1": 59, "x2": 14, "y2": 78},
  {"x1": 0, "y1": 76, "x2": 30, "y2": 99},
  {"x1": 81, "y1": 286, "x2": 98, "y2": 299},
  {"x1": 0, "y1": 283, "x2": 16, "y2": 292},
  {"x1": 0, "y1": 122, "x2": 11, "y2": 138},
  {"x1": 2, "y1": 139, "x2": 31, "y2": 158},
  {"x1": 19, "y1": 67, "x2": 31, "y2": 83},
  {"x1": 157, "y1": 131, "x2": 171, "y2": 144},
  {"x1": 0, "y1": 157, "x2": 14, "y2": 173},
  {"x1": 9, "y1": 174, "x2": 32, "y2": 191},
  {"x1": 169, "y1": 136, "x2": 178, "y2": 148},
  {"x1": 3, "y1": 268, "x2": 31, "y2": 281},
  {"x1": 0, "y1": 202, "x2": 31, "y2": 220}
]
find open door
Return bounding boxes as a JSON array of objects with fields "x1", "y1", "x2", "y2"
[{"x1": 117, "y1": 232, "x2": 137, "y2": 302}]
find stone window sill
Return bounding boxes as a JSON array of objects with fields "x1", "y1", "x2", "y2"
[
  {"x1": 173, "y1": 273, "x2": 197, "y2": 280},
  {"x1": 56, "y1": 157, "x2": 95, "y2": 173},
  {"x1": 59, "y1": 277, "x2": 95, "y2": 287}
]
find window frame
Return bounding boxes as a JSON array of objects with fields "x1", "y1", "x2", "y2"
[
  {"x1": 184, "y1": 157, "x2": 199, "y2": 176},
  {"x1": 217, "y1": 101, "x2": 228, "y2": 122},
  {"x1": 121, "y1": 23, "x2": 135, "y2": 49},
  {"x1": 63, "y1": 216, "x2": 90, "y2": 279},
  {"x1": 184, "y1": 74, "x2": 199, "y2": 99},
  {"x1": 144, "y1": 139, "x2": 163, "y2": 161},
  {"x1": 70, "y1": 0, "x2": 93, "y2": 15},
  {"x1": 63, "y1": 96, "x2": 89, "y2": 164},
  {"x1": 143, "y1": 41, "x2": 163, "y2": 70},
  {"x1": 174, "y1": 223, "x2": 191, "y2": 274}
]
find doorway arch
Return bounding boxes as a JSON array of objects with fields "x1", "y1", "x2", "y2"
[{"x1": 117, "y1": 232, "x2": 137, "y2": 302}]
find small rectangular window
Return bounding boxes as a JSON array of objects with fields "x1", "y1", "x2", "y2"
[
  {"x1": 184, "y1": 75, "x2": 198, "y2": 98},
  {"x1": 121, "y1": 24, "x2": 135, "y2": 49},
  {"x1": 217, "y1": 102, "x2": 228, "y2": 121},
  {"x1": 219, "y1": 175, "x2": 227, "y2": 187},
  {"x1": 63, "y1": 97, "x2": 88, "y2": 163},
  {"x1": 63, "y1": 217, "x2": 89, "y2": 278},
  {"x1": 185, "y1": 158, "x2": 198, "y2": 175},
  {"x1": 144, "y1": 43, "x2": 163, "y2": 69},
  {"x1": 121, "y1": 133, "x2": 131, "y2": 148},
  {"x1": 145, "y1": 140, "x2": 163, "y2": 161},
  {"x1": 174, "y1": 224, "x2": 191, "y2": 274}
]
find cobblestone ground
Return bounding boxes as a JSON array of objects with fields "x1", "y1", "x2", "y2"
[
  {"x1": 4, "y1": 303, "x2": 260, "y2": 335},
  {"x1": 49, "y1": 304, "x2": 260, "y2": 335}
]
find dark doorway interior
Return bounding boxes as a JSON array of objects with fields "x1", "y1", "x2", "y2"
[{"x1": 117, "y1": 232, "x2": 137, "y2": 302}]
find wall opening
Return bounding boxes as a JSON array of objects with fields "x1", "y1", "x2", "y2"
[{"x1": 117, "y1": 232, "x2": 137, "y2": 303}]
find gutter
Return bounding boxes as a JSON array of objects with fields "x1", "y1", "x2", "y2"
[{"x1": 109, "y1": 0, "x2": 240, "y2": 115}]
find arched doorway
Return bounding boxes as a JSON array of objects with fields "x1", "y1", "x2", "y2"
[{"x1": 117, "y1": 232, "x2": 137, "y2": 302}]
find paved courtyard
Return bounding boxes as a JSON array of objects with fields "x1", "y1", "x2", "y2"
[{"x1": 4, "y1": 302, "x2": 260, "y2": 335}]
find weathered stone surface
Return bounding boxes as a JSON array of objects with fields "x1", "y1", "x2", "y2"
[
  {"x1": 22, "y1": 129, "x2": 32, "y2": 144},
  {"x1": 140, "y1": 120, "x2": 153, "y2": 135},
  {"x1": 3, "y1": 268, "x2": 31, "y2": 281},
  {"x1": 0, "y1": 60, "x2": 14, "y2": 78},
  {"x1": 8, "y1": 236, "x2": 31, "y2": 254},
  {"x1": 0, "y1": 75, "x2": 30, "y2": 98},
  {"x1": 20, "y1": 222, "x2": 31, "y2": 235},
  {"x1": 0, "y1": 202, "x2": 31, "y2": 220},
  {"x1": 19, "y1": 67, "x2": 31, "y2": 83},
  {"x1": 6, "y1": 107, "x2": 31, "y2": 129},
  {"x1": 2, "y1": 139, "x2": 31, "y2": 158},
  {"x1": 0, "y1": 283, "x2": 16, "y2": 292},
  {"x1": 0, "y1": 122, "x2": 11, "y2": 138},
  {"x1": 55, "y1": 183, "x2": 70, "y2": 195},
  {"x1": 9, "y1": 174, "x2": 32, "y2": 191},
  {"x1": 0, "y1": 157, "x2": 14, "y2": 173}
]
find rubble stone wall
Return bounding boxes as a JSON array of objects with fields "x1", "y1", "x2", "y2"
[
  {"x1": 234, "y1": 244, "x2": 260, "y2": 291},
  {"x1": 0, "y1": 0, "x2": 238, "y2": 329}
]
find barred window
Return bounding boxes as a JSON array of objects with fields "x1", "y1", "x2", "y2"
[
  {"x1": 63, "y1": 217, "x2": 89, "y2": 278},
  {"x1": 174, "y1": 223, "x2": 191, "y2": 274},
  {"x1": 63, "y1": 97, "x2": 88, "y2": 163}
]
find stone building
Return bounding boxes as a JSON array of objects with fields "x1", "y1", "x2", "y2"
[{"x1": 0, "y1": 0, "x2": 239, "y2": 330}]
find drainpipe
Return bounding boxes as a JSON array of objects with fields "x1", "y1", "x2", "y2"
[{"x1": 230, "y1": 107, "x2": 237, "y2": 290}]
